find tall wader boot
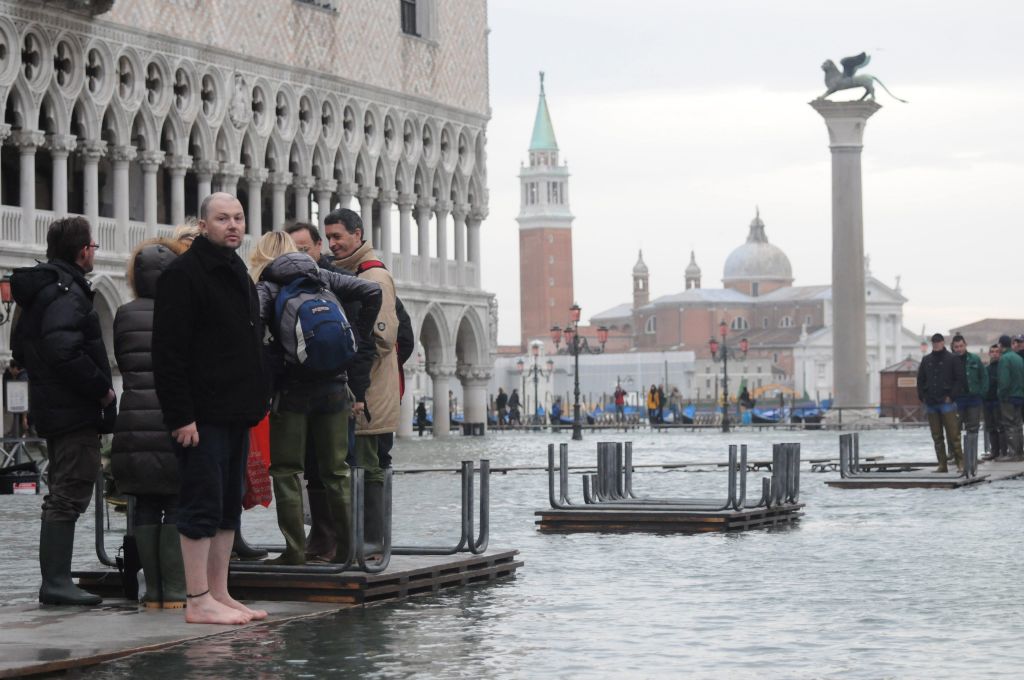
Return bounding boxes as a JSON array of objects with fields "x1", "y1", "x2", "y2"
[
  {"x1": 943, "y1": 410, "x2": 964, "y2": 471},
  {"x1": 363, "y1": 482, "x2": 385, "y2": 560},
  {"x1": 305, "y1": 489, "x2": 338, "y2": 562},
  {"x1": 928, "y1": 412, "x2": 948, "y2": 472},
  {"x1": 39, "y1": 520, "x2": 102, "y2": 605},
  {"x1": 232, "y1": 532, "x2": 268, "y2": 560},
  {"x1": 326, "y1": 478, "x2": 352, "y2": 565},
  {"x1": 158, "y1": 524, "x2": 186, "y2": 608},
  {"x1": 265, "y1": 474, "x2": 306, "y2": 565},
  {"x1": 133, "y1": 524, "x2": 162, "y2": 608},
  {"x1": 963, "y1": 432, "x2": 979, "y2": 475}
]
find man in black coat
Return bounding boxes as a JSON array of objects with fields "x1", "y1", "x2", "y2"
[
  {"x1": 153, "y1": 193, "x2": 269, "y2": 626},
  {"x1": 917, "y1": 333, "x2": 964, "y2": 472},
  {"x1": 11, "y1": 216, "x2": 116, "y2": 606},
  {"x1": 983, "y1": 343, "x2": 1003, "y2": 460}
]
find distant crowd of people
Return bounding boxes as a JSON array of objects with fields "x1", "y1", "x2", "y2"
[
  {"x1": 10, "y1": 193, "x2": 414, "y2": 625},
  {"x1": 917, "y1": 332, "x2": 1024, "y2": 471}
]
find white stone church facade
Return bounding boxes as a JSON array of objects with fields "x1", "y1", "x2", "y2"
[{"x1": 0, "y1": 0, "x2": 496, "y2": 436}]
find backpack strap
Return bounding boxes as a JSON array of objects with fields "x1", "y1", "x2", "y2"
[{"x1": 356, "y1": 259, "x2": 386, "y2": 274}]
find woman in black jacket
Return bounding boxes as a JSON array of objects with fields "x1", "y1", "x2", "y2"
[{"x1": 111, "y1": 238, "x2": 187, "y2": 608}]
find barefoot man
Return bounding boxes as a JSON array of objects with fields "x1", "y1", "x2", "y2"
[{"x1": 153, "y1": 193, "x2": 270, "y2": 624}]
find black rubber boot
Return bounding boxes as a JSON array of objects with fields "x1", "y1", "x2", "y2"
[
  {"x1": 158, "y1": 524, "x2": 186, "y2": 608},
  {"x1": 363, "y1": 481, "x2": 384, "y2": 559},
  {"x1": 232, "y1": 530, "x2": 268, "y2": 560},
  {"x1": 305, "y1": 488, "x2": 337, "y2": 562},
  {"x1": 39, "y1": 520, "x2": 102, "y2": 606},
  {"x1": 133, "y1": 524, "x2": 162, "y2": 608}
]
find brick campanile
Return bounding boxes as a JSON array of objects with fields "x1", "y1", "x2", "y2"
[{"x1": 517, "y1": 72, "x2": 575, "y2": 350}]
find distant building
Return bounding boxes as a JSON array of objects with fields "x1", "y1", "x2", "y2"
[{"x1": 950, "y1": 318, "x2": 1024, "y2": 361}]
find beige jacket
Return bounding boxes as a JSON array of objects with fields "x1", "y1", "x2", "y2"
[{"x1": 336, "y1": 241, "x2": 400, "y2": 435}]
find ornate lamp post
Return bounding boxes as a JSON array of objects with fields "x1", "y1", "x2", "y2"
[
  {"x1": 0, "y1": 276, "x2": 14, "y2": 326},
  {"x1": 708, "y1": 320, "x2": 748, "y2": 433},
  {"x1": 553, "y1": 304, "x2": 608, "y2": 441},
  {"x1": 517, "y1": 341, "x2": 554, "y2": 426}
]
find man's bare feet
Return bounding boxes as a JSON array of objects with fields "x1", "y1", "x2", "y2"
[
  {"x1": 184, "y1": 593, "x2": 252, "y2": 625},
  {"x1": 213, "y1": 592, "x2": 268, "y2": 621}
]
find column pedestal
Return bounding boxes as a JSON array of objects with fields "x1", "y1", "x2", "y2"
[
  {"x1": 459, "y1": 367, "x2": 492, "y2": 436},
  {"x1": 810, "y1": 99, "x2": 880, "y2": 407}
]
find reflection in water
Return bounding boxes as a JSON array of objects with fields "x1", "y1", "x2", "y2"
[{"x1": 17, "y1": 430, "x2": 1024, "y2": 678}]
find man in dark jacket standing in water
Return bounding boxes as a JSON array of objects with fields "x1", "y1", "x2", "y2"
[
  {"x1": 11, "y1": 216, "x2": 116, "y2": 606},
  {"x1": 917, "y1": 333, "x2": 964, "y2": 472},
  {"x1": 153, "y1": 193, "x2": 269, "y2": 625}
]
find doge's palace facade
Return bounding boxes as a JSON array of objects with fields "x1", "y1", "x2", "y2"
[{"x1": 0, "y1": 0, "x2": 495, "y2": 436}]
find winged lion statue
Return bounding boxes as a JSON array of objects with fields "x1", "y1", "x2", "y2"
[{"x1": 818, "y1": 52, "x2": 907, "y2": 103}]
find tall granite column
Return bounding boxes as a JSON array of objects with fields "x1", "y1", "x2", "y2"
[{"x1": 810, "y1": 99, "x2": 881, "y2": 407}]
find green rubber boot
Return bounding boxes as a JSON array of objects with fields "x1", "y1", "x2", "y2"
[
  {"x1": 265, "y1": 475, "x2": 306, "y2": 565},
  {"x1": 39, "y1": 520, "x2": 102, "y2": 606},
  {"x1": 133, "y1": 524, "x2": 162, "y2": 608},
  {"x1": 158, "y1": 524, "x2": 186, "y2": 608},
  {"x1": 326, "y1": 478, "x2": 353, "y2": 565}
]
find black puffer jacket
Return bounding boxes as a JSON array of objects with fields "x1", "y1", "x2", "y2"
[
  {"x1": 10, "y1": 259, "x2": 115, "y2": 437},
  {"x1": 111, "y1": 240, "x2": 182, "y2": 496}
]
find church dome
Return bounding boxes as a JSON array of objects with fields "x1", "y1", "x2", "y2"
[{"x1": 722, "y1": 210, "x2": 792, "y2": 285}]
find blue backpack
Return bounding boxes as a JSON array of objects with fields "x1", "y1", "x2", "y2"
[{"x1": 273, "y1": 275, "x2": 356, "y2": 374}]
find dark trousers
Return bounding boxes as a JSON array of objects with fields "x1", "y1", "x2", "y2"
[
  {"x1": 1000, "y1": 400, "x2": 1024, "y2": 458},
  {"x1": 926, "y1": 409, "x2": 962, "y2": 468},
  {"x1": 174, "y1": 423, "x2": 248, "y2": 539},
  {"x1": 958, "y1": 403, "x2": 982, "y2": 434},
  {"x1": 134, "y1": 494, "x2": 179, "y2": 526},
  {"x1": 984, "y1": 402, "x2": 1004, "y2": 457},
  {"x1": 42, "y1": 428, "x2": 100, "y2": 522}
]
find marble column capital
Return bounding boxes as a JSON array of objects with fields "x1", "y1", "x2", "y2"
[
  {"x1": 292, "y1": 174, "x2": 316, "y2": 191},
  {"x1": 193, "y1": 159, "x2": 219, "y2": 178},
  {"x1": 47, "y1": 134, "x2": 78, "y2": 156},
  {"x1": 426, "y1": 363, "x2": 457, "y2": 379},
  {"x1": 397, "y1": 192, "x2": 417, "y2": 211},
  {"x1": 469, "y1": 205, "x2": 488, "y2": 222},
  {"x1": 78, "y1": 139, "x2": 107, "y2": 161},
  {"x1": 244, "y1": 167, "x2": 269, "y2": 184},
  {"x1": 267, "y1": 170, "x2": 294, "y2": 188},
  {"x1": 415, "y1": 197, "x2": 436, "y2": 219},
  {"x1": 11, "y1": 129, "x2": 46, "y2": 152},
  {"x1": 452, "y1": 202, "x2": 471, "y2": 220},
  {"x1": 109, "y1": 145, "x2": 137, "y2": 164},
  {"x1": 809, "y1": 99, "x2": 881, "y2": 148},
  {"x1": 433, "y1": 199, "x2": 452, "y2": 217},
  {"x1": 376, "y1": 189, "x2": 398, "y2": 205},
  {"x1": 313, "y1": 178, "x2": 338, "y2": 194},
  {"x1": 337, "y1": 181, "x2": 359, "y2": 198},
  {"x1": 138, "y1": 150, "x2": 166, "y2": 172},
  {"x1": 165, "y1": 154, "x2": 193, "y2": 174},
  {"x1": 219, "y1": 161, "x2": 245, "y2": 179},
  {"x1": 456, "y1": 364, "x2": 493, "y2": 384},
  {"x1": 357, "y1": 186, "x2": 379, "y2": 202}
]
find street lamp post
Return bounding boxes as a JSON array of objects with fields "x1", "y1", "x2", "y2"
[
  {"x1": 552, "y1": 304, "x2": 608, "y2": 441},
  {"x1": 516, "y1": 341, "x2": 554, "y2": 427},
  {"x1": 708, "y1": 320, "x2": 748, "y2": 433}
]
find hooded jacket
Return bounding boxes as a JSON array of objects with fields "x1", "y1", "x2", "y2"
[
  {"x1": 110, "y1": 239, "x2": 184, "y2": 496},
  {"x1": 256, "y1": 252, "x2": 382, "y2": 406},
  {"x1": 335, "y1": 241, "x2": 400, "y2": 435},
  {"x1": 10, "y1": 258, "x2": 114, "y2": 437}
]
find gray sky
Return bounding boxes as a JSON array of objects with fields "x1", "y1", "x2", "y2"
[{"x1": 480, "y1": 0, "x2": 1024, "y2": 346}]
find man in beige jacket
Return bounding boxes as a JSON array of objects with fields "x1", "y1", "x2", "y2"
[{"x1": 324, "y1": 208, "x2": 398, "y2": 557}]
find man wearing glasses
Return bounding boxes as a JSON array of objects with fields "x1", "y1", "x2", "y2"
[{"x1": 10, "y1": 217, "x2": 116, "y2": 606}]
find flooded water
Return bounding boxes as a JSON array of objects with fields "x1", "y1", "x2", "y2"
[{"x1": 4, "y1": 429, "x2": 1024, "y2": 679}]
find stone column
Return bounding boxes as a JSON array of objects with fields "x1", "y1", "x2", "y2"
[
  {"x1": 397, "y1": 365, "x2": 415, "y2": 439},
  {"x1": 193, "y1": 159, "x2": 218, "y2": 211},
  {"x1": 138, "y1": 150, "x2": 165, "y2": 238},
  {"x1": 459, "y1": 366, "x2": 492, "y2": 435},
  {"x1": 0, "y1": 124, "x2": 9, "y2": 205},
  {"x1": 49, "y1": 134, "x2": 77, "y2": 217},
  {"x1": 219, "y1": 162, "x2": 244, "y2": 196},
  {"x1": 293, "y1": 175, "x2": 315, "y2": 223},
  {"x1": 110, "y1": 145, "x2": 137, "y2": 253},
  {"x1": 12, "y1": 130, "x2": 45, "y2": 245},
  {"x1": 314, "y1": 178, "x2": 337, "y2": 226},
  {"x1": 358, "y1": 186, "x2": 378, "y2": 247},
  {"x1": 434, "y1": 200, "x2": 450, "y2": 287},
  {"x1": 244, "y1": 167, "x2": 268, "y2": 237},
  {"x1": 267, "y1": 171, "x2": 292, "y2": 231},
  {"x1": 165, "y1": 155, "x2": 192, "y2": 226},
  {"x1": 427, "y1": 364, "x2": 455, "y2": 437},
  {"x1": 397, "y1": 193, "x2": 415, "y2": 281},
  {"x1": 467, "y1": 209, "x2": 485, "y2": 289},
  {"x1": 337, "y1": 181, "x2": 357, "y2": 211},
  {"x1": 810, "y1": 99, "x2": 881, "y2": 407},
  {"x1": 377, "y1": 189, "x2": 396, "y2": 268},
  {"x1": 416, "y1": 198, "x2": 435, "y2": 284},
  {"x1": 894, "y1": 313, "x2": 903, "y2": 360},
  {"x1": 79, "y1": 140, "x2": 106, "y2": 230},
  {"x1": 452, "y1": 202, "x2": 468, "y2": 287}
]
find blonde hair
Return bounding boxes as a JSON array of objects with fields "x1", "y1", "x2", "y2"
[
  {"x1": 249, "y1": 231, "x2": 297, "y2": 282},
  {"x1": 172, "y1": 218, "x2": 201, "y2": 248}
]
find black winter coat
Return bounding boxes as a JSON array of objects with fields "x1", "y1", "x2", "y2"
[
  {"x1": 917, "y1": 348, "x2": 963, "y2": 406},
  {"x1": 111, "y1": 242, "x2": 180, "y2": 496},
  {"x1": 986, "y1": 360, "x2": 1000, "y2": 403},
  {"x1": 10, "y1": 259, "x2": 115, "y2": 437},
  {"x1": 153, "y1": 235, "x2": 269, "y2": 431}
]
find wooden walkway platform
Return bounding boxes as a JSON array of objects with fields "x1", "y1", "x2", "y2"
[
  {"x1": 535, "y1": 505, "x2": 803, "y2": 534},
  {"x1": 0, "y1": 550, "x2": 520, "y2": 678},
  {"x1": 825, "y1": 459, "x2": 1024, "y2": 490}
]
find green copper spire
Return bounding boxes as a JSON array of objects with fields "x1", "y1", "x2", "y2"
[{"x1": 529, "y1": 71, "x2": 558, "y2": 151}]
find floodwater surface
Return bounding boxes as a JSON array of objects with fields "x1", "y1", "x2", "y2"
[{"x1": 2, "y1": 429, "x2": 1022, "y2": 679}]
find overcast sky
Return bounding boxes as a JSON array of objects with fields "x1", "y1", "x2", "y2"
[{"x1": 479, "y1": 0, "x2": 1024, "y2": 346}]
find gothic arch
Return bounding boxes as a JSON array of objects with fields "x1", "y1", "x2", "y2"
[
  {"x1": 71, "y1": 97, "x2": 100, "y2": 140},
  {"x1": 101, "y1": 104, "x2": 130, "y2": 147},
  {"x1": 40, "y1": 85, "x2": 71, "y2": 135},
  {"x1": 159, "y1": 111, "x2": 187, "y2": 156},
  {"x1": 454, "y1": 306, "x2": 488, "y2": 367},
  {"x1": 187, "y1": 119, "x2": 214, "y2": 161},
  {"x1": 418, "y1": 302, "x2": 453, "y2": 366},
  {"x1": 129, "y1": 107, "x2": 158, "y2": 151}
]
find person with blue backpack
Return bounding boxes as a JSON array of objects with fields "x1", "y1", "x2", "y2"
[{"x1": 249, "y1": 232, "x2": 382, "y2": 565}]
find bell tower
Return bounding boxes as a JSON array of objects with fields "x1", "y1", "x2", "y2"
[
  {"x1": 517, "y1": 72, "x2": 575, "y2": 350},
  {"x1": 632, "y1": 250, "x2": 649, "y2": 309}
]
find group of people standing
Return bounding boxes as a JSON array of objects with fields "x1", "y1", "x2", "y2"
[
  {"x1": 917, "y1": 332, "x2": 1024, "y2": 472},
  {"x1": 11, "y1": 192, "x2": 406, "y2": 625}
]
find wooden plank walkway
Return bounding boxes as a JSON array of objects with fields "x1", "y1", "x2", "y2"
[
  {"x1": 535, "y1": 505, "x2": 804, "y2": 534},
  {"x1": 825, "y1": 459, "x2": 1024, "y2": 490},
  {"x1": 0, "y1": 550, "x2": 521, "y2": 678}
]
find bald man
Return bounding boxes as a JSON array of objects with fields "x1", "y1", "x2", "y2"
[{"x1": 153, "y1": 193, "x2": 269, "y2": 625}]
